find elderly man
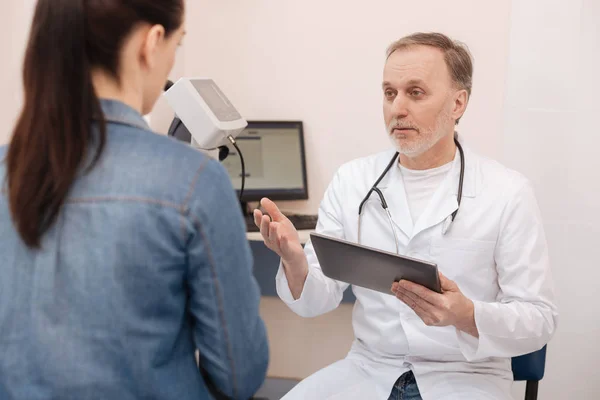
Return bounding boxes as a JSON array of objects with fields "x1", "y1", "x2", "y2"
[{"x1": 254, "y1": 32, "x2": 557, "y2": 400}]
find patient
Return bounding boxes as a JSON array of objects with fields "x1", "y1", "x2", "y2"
[{"x1": 0, "y1": 1, "x2": 268, "y2": 399}]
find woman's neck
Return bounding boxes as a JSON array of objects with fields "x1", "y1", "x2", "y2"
[{"x1": 91, "y1": 69, "x2": 142, "y2": 114}]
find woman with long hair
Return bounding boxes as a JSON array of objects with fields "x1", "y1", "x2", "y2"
[{"x1": 0, "y1": 1, "x2": 268, "y2": 398}]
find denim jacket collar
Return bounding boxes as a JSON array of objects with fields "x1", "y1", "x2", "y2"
[{"x1": 97, "y1": 99, "x2": 150, "y2": 131}]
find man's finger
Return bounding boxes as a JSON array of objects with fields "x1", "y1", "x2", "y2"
[
  {"x1": 280, "y1": 234, "x2": 290, "y2": 254},
  {"x1": 269, "y1": 221, "x2": 280, "y2": 247},
  {"x1": 253, "y1": 209, "x2": 263, "y2": 228},
  {"x1": 439, "y1": 272, "x2": 458, "y2": 292},
  {"x1": 395, "y1": 290, "x2": 418, "y2": 309},
  {"x1": 260, "y1": 198, "x2": 286, "y2": 222},
  {"x1": 395, "y1": 291, "x2": 433, "y2": 320},
  {"x1": 399, "y1": 280, "x2": 443, "y2": 307},
  {"x1": 260, "y1": 215, "x2": 271, "y2": 242},
  {"x1": 396, "y1": 287, "x2": 438, "y2": 314}
]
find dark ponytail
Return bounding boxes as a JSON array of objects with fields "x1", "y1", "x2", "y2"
[
  {"x1": 7, "y1": 0, "x2": 100, "y2": 248},
  {"x1": 6, "y1": 0, "x2": 184, "y2": 248}
]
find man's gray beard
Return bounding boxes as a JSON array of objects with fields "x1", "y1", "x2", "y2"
[{"x1": 388, "y1": 111, "x2": 453, "y2": 156}]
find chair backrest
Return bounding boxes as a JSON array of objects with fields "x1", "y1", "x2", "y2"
[{"x1": 512, "y1": 345, "x2": 547, "y2": 381}]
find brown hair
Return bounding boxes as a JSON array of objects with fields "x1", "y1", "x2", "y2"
[
  {"x1": 387, "y1": 32, "x2": 473, "y2": 123},
  {"x1": 6, "y1": 0, "x2": 184, "y2": 248}
]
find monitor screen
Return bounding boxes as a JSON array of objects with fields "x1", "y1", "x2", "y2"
[{"x1": 222, "y1": 121, "x2": 308, "y2": 201}]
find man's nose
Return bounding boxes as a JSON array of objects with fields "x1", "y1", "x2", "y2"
[{"x1": 391, "y1": 95, "x2": 409, "y2": 119}]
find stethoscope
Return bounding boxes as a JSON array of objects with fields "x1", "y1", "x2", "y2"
[{"x1": 357, "y1": 137, "x2": 465, "y2": 254}]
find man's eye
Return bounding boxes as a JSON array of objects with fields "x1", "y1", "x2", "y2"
[
  {"x1": 384, "y1": 90, "x2": 396, "y2": 98},
  {"x1": 410, "y1": 89, "x2": 424, "y2": 97}
]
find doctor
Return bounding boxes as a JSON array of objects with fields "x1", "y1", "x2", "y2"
[{"x1": 254, "y1": 32, "x2": 557, "y2": 400}]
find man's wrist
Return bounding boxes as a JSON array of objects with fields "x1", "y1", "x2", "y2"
[
  {"x1": 282, "y1": 256, "x2": 308, "y2": 278},
  {"x1": 282, "y1": 258, "x2": 309, "y2": 300},
  {"x1": 456, "y1": 299, "x2": 479, "y2": 338}
]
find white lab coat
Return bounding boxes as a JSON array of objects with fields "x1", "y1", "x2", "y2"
[{"x1": 276, "y1": 144, "x2": 557, "y2": 400}]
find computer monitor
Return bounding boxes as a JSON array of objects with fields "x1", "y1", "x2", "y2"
[
  {"x1": 167, "y1": 118, "x2": 308, "y2": 204},
  {"x1": 222, "y1": 121, "x2": 308, "y2": 203}
]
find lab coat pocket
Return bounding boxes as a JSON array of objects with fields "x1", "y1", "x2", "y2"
[
  {"x1": 401, "y1": 315, "x2": 462, "y2": 356},
  {"x1": 429, "y1": 238, "x2": 497, "y2": 300}
]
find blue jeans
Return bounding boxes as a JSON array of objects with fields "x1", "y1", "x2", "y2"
[{"x1": 387, "y1": 371, "x2": 422, "y2": 400}]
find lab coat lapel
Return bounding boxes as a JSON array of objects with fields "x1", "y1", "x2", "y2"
[
  {"x1": 411, "y1": 173, "x2": 458, "y2": 238},
  {"x1": 411, "y1": 145, "x2": 477, "y2": 238},
  {"x1": 380, "y1": 163, "x2": 414, "y2": 239}
]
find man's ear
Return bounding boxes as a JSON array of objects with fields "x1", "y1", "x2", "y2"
[
  {"x1": 140, "y1": 25, "x2": 165, "y2": 70},
  {"x1": 452, "y1": 89, "x2": 469, "y2": 123}
]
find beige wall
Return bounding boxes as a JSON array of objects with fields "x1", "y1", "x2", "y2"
[
  {"x1": 0, "y1": 0, "x2": 180, "y2": 144},
  {"x1": 501, "y1": 0, "x2": 600, "y2": 398},
  {"x1": 0, "y1": 4, "x2": 16, "y2": 145},
  {"x1": 2, "y1": 1, "x2": 599, "y2": 399},
  {"x1": 259, "y1": 297, "x2": 354, "y2": 380},
  {"x1": 181, "y1": 0, "x2": 512, "y2": 214},
  {"x1": 0, "y1": 1, "x2": 36, "y2": 145},
  {"x1": 147, "y1": 48, "x2": 186, "y2": 135},
  {"x1": 179, "y1": 2, "x2": 600, "y2": 399}
]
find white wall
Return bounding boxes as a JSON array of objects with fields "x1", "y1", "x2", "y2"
[
  {"x1": 182, "y1": 0, "x2": 512, "y2": 214},
  {"x1": 148, "y1": 47, "x2": 186, "y2": 135},
  {"x1": 1, "y1": 1, "x2": 598, "y2": 398},
  {"x1": 0, "y1": 0, "x2": 180, "y2": 144},
  {"x1": 0, "y1": 4, "x2": 17, "y2": 145},
  {"x1": 0, "y1": 1, "x2": 36, "y2": 145},
  {"x1": 182, "y1": 1, "x2": 600, "y2": 399},
  {"x1": 502, "y1": 0, "x2": 600, "y2": 398}
]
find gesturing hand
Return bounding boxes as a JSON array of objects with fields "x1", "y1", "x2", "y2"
[{"x1": 253, "y1": 198, "x2": 305, "y2": 266}]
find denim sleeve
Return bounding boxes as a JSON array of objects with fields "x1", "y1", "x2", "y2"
[{"x1": 185, "y1": 158, "x2": 269, "y2": 400}]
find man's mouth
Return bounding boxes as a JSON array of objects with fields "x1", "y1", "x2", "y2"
[{"x1": 392, "y1": 127, "x2": 417, "y2": 134}]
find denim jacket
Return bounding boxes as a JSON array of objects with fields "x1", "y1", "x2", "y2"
[{"x1": 0, "y1": 99, "x2": 269, "y2": 400}]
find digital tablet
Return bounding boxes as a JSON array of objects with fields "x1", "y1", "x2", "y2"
[{"x1": 310, "y1": 232, "x2": 441, "y2": 294}]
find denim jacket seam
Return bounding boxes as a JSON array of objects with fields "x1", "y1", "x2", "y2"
[
  {"x1": 191, "y1": 214, "x2": 239, "y2": 398},
  {"x1": 100, "y1": 118, "x2": 146, "y2": 131},
  {"x1": 182, "y1": 158, "x2": 212, "y2": 212},
  {"x1": 179, "y1": 157, "x2": 212, "y2": 245},
  {"x1": 96, "y1": 99, "x2": 150, "y2": 132},
  {"x1": 67, "y1": 196, "x2": 190, "y2": 250},
  {"x1": 104, "y1": 117, "x2": 148, "y2": 131},
  {"x1": 66, "y1": 196, "x2": 185, "y2": 212}
]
